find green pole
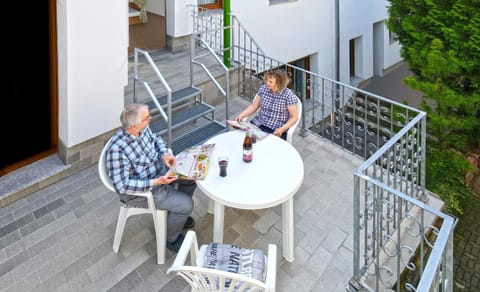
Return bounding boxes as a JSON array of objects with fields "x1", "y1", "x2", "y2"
[{"x1": 223, "y1": 0, "x2": 231, "y2": 68}]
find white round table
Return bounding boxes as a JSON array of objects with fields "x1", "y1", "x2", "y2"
[{"x1": 196, "y1": 130, "x2": 304, "y2": 262}]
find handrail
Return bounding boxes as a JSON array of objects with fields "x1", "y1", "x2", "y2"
[
  {"x1": 229, "y1": 14, "x2": 268, "y2": 58},
  {"x1": 356, "y1": 112, "x2": 426, "y2": 175},
  {"x1": 142, "y1": 81, "x2": 168, "y2": 122},
  {"x1": 134, "y1": 48, "x2": 173, "y2": 147},
  {"x1": 192, "y1": 39, "x2": 228, "y2": 97},
  {"x1": 190, "y1": 32, "x2": 230, "y2": 124},
  {"x1": 416, "y1": 215, "x2": 456, "y2": 291}
]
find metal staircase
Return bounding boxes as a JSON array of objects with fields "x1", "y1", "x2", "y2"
[{"x1": 131, "y1": 48, "x2": 227, "y2": 155}]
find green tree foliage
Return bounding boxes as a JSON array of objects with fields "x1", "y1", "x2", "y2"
[
  {"x1": 425, "y1": 146, "x2": 472, "y2": 215},
  {"x1": 387, "y1": 0, "x2": 480, "y2": 150},
  {"x1": 387, "y1": 0, "x2": 479, "y2": 213}
]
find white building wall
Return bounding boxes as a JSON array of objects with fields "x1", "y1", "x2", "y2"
[
  {"x1": 166, "y1": 0, "x2": 195, "y2": 37},
  {"x1": 230, "y1": 0, "x2": 336, "y2": 79},
  {"x1": 57, "y1": 0, "x2": 128, "y2": 147},
  {"x1": 339, "y1": 0, "x2": 402, "y2": 83},
  {"x1": 146, "y1": 0, "x2": 165, "y2": 16},
  {"x1": 228, "y1": 0, "x2": 401, "y2": 84},
  {"x1": 384, "y1": 31, "x2": 402, "y2": 69}
]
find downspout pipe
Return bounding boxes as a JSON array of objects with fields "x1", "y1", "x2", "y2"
[
  {"x1": 333, "y1": 0, "x2": 340, "y2": 127},
  {"x1": 223, "y1": 0, "x2": 231, "y2": 68},
  {"x1": 335, "y1": 0, "x2": 339, "y2": 82}
]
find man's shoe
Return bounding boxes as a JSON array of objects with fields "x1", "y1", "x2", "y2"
[
  {"x1": 183, "y1": 216, "x2": 195, "y2": 229},
  {"x1": 166, "y1": 233, "x2": 185, "y2": 253}
]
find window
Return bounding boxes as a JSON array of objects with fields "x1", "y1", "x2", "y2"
[
  {"x1": 270, "y1": 0, "x2": 298, "y2": 5},
  {"x1": 388, "y1": 30, "x2": 397, "y2": 45}
]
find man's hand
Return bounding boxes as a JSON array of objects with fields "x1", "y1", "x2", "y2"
[
  {"x1": 153, "y1": 175, "x2": 178, "y2": 186},
  {"x1": 162, "y1": 153, "x2": 176, "y2": 168}
]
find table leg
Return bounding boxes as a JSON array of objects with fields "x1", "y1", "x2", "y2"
[
  {"x1": 213, "y1": 201, "x2": 225, "y2": 243},
  {"x1": 282, "y1": 198, "x2": 294, "y2": 262},
  {"x1": 207, "y1": 198, "x2": 214, "y2": 214}
]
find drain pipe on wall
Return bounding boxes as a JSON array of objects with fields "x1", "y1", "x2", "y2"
[
  {"x1": 332, "y1": 0, "x2": 340, "y2": 127},
  {"x1": 335, "y1": 0, "x2": 339, "y2": 82},
  {"x1": 223, "y1": 0, "x2": 231, "y2": 68}
]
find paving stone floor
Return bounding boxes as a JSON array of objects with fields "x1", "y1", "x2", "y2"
[
  {"x1": 0, "y1": 126, "x2": 363, "y2": 291},
  {"x1": 454, "y1": 195, "x2": 480, "y2": 291},
  {"x1": 1, "y1": 49, "x2": 464, "y2": 292}
]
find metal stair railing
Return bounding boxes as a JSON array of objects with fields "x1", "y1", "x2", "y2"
[
  {"x1": 133, "y1": 48, "x2": 173, "y2": 148},
  {"x1": 189, "y1": 7, "x2": 232, "y2": 124},
  {"x1": 190, "y1": 36, "x2": 230, "y2": 123},
  {"x1": 192, "y1": 6, "x2": 456, "y2": 291}
]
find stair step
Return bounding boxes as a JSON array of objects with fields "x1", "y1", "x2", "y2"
[
  {"x1": 171, "y1": 122, "x2": 227, "y2": 155},
  {"x1": 145, "y1": 86, "x2": 202, "y2": 112},
  {"x1": 150, "y1": 102, "x2": 214, "y2": 134}
]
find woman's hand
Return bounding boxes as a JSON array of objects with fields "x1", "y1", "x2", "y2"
[
  {"x1": 235, "y1": 115, "x2": 244, "y2": 123},
  {"x1": 273, "y1": 128, "x2": 285, "y2": 137}
]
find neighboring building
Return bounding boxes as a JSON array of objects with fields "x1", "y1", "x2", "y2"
[
  {"x1": 168, "y1": 0, "x2": 403, "y2": 85},
  {"x1": 3, "y1": 0, "x2": 402, "y2": 201},
  {"x1": 227, "y1": 0, "x2": 402, "y2": 85}
]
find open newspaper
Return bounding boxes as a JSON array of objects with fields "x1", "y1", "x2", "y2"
[
  {"x1": 166, "y1": 143, "x2": 215, "y2": 180},
  {"x1": 226, "y1": 120, "x2": 269, "y2": 140}
]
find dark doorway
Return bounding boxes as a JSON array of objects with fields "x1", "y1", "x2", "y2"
[
  {"x1": 1, "y1": 1, "x2": 57, "y2": 176},
  {"x1": 286, "y1": 56, "x2": 311, "y2": 100},
  {"x1": 128, "y1": 11, "x2": 166, "y2": 56}
]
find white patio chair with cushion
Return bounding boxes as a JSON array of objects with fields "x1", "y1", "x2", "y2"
[
  {"x1": 167, "y1": 230, "x2": 277, "y2": 292},
  {"x1": 98, "y1": 138, "x2": 168, "y2": 264}
]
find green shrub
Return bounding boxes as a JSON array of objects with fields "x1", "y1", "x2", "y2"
[{"x1": 425, "y1": 144, "x2": 473, "y2": 215}]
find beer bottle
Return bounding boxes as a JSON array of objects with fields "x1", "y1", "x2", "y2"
[{"x1": 243, "y1": 132, "x2": 253, "y2": 162}]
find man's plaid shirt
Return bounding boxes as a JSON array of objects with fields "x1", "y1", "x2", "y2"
[{"x1": 106, "y1": 127, "x2": 169, "y2": 195}]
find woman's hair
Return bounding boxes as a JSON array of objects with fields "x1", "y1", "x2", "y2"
[
  {"x1": 120, "y1": 103, "x2": 147, "y2": 128},
  {"x1": 263, "y1": 70, "x2": 290, "y2": 91}
]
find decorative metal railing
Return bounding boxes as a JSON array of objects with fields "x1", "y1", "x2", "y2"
[
  {"x1": 191, "y1": 7, "x2": 456, "y2": 291},
  {"x1": 352, "y1": 113, "x2": 457, "y2": 291}
]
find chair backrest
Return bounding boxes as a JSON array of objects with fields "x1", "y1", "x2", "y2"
[
  {"x1": 98, "y1": 138, "x2": 116, "y2": 193},
  {"x1": 286, "y1": 97, "x2": 302, "y2": 144},
  {"x1": 168, "y1": 231, "x2": 277, "y2": 292},
  {"x1": 98, "y1": 138, "x2": 173, "y2": 194}
]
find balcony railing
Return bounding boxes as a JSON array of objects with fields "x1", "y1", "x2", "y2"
[{"x1": 191, "y1": 7, "x2": 456, "y2": 291}]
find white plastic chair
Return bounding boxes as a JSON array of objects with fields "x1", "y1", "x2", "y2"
[
  {"x1": 98, "y1": 138, "x2": 168, "y2": 264},
  {"x1": 286, "y1": 97, "x2": 302, "y2": 145},
  {"x1": 167, "y1": 230, "x2": 277, "y2": 292}
]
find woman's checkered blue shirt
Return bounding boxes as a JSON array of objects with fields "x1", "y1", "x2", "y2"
[{"x1": 251, "y1": 85, "x2": 298, "y2": 130}]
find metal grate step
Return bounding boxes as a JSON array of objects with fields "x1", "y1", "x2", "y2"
[
  {"x1": 150, "y1": 103, "x2": 214, "y2": 134},
  {"x1": 145, "y1": 86, "x2": 201, "y2": 111},
  {"x1": 171, "y1": 122, "x2": 227, "y2": 155}
]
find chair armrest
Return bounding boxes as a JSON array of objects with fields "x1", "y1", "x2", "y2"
[
  {"x1": 265, "y1": 244, "x2": 277, "y2": 292},
  {"x1": 167, "y1": 230, "x2": 199, "y2": 274},
  {"x1": 126, "y1": 191, "x2": 152, "y2": 198},
  {"x1": 167, "y1": 231, "x2": 275, "y2": 290}
]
